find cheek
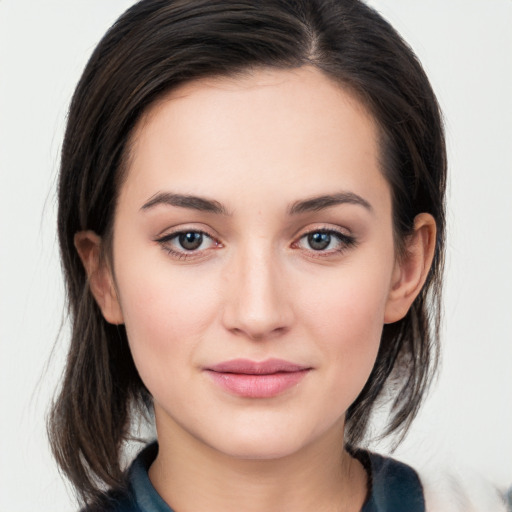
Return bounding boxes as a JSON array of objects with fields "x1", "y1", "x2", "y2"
[
  {"x1": 300, "y1": 264, "x2": 390, "y2": 344},
  {"x1": 113, "y1": 253, "x2": 221, "y2": 387},
  {"x1": 296, "y1": 259, "x2": 392, "y2": 397}
]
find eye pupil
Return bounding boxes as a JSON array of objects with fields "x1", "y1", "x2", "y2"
[
  {"x1": 178, "y1": 232, "x2": 203, "y2": 250},
  {"x1": 308, "y1": 232, "x2": 331, "y2": 250}
]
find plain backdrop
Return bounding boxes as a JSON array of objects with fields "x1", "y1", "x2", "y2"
[{"x1": 1, "y1": 1, "x2": 511, "y2": 510}]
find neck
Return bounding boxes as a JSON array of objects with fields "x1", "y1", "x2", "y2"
[{"x1": 149, "y1": 419, "x2": 368, "y2": 512}]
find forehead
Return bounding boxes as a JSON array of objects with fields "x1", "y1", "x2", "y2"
[{"x1": 121, "y1": 66, "x2": 388, "y2": 213}]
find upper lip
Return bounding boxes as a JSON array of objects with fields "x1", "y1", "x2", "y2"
[{"x1": 206, "y1": 358, "x2": 311, "y2": 375}]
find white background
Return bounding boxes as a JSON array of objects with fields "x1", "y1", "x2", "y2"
[{"x1": 1, "y1": 1, "x2": 511, "y2": 510}]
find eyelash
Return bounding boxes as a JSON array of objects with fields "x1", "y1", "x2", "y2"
[
  {"x1": 293, "y1": 228, "x2": 357, "y2": 257},
  {"x1": 155, "y1": 229, "x2": 221, "y2": 260},
  {"x1": 155, "y1": 227, "x2": 357, "y2": 261}
]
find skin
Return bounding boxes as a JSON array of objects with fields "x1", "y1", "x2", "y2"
[{"x1": 76, "y1": 66, "x2": 436, "y2": 512}]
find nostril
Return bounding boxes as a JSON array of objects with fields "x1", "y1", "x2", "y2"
[{"x1": 228, "y1": 324, "x2": 290, "y2": 341}]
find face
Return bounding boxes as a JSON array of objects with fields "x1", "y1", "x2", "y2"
[{"x1": 104, "y1": 67, "x2": 403, "y2": 459}]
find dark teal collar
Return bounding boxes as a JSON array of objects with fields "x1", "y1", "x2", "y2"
[{"x1": 125, "y1": 442, "x2": 425, "y2": 512}]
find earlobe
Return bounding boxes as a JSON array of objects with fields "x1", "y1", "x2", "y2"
[
  {"x1": 384, "y1": 213, "x2": 436, "y2": 324},
  {"x1": 74, "y1": 231, "x2": 124, "y2": 325}
]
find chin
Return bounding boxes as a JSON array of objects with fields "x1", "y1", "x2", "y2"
[
  {"x1": 201, "y1": 416, "x2": 338, "y2": 461},
  {"x1": 213, "y1": 433, "x2": 307, "y2": 460}
]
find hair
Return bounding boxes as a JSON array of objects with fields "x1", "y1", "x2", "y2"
[{"x1": 49, "y1": 0, "x2": 446, "y2": 507}]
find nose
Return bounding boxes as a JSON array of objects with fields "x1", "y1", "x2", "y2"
[{"x1": 221, "y1": 244, "x2": 294, "y2": 341}]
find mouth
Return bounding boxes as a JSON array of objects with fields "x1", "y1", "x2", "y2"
[{"x1": 204, "y1": 358, "x2": 312, "y2": 398}]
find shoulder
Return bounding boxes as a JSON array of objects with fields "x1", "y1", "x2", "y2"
[
  {"x1": 359, "y1": 450, "x2": 508, "y2": 512},
  {"x1": 80, "y1": 442, "x2": 166, "y2": 512},
  {"x1": 80, "y1": 488, "x2": 139, "y2": 512},
  {"x1": 357, "y1": 451, "x2": 425, "y2": 512}
]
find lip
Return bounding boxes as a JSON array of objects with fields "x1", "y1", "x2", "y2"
[{"x1": 204, "y1": 358, "x2": 311, "y2": 398}]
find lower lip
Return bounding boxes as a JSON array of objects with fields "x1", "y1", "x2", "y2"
[{"x1": 206, "y1": 370, "x2": 310, "y2": 398}]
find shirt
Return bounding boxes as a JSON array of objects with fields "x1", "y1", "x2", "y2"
[{"x1": 92, "y1": 442, "x2": 425, "y2": 512}]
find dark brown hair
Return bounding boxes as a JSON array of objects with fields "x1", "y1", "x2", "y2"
[{"x1": 49, "y1": 0, "x2": 446, "y2": 507}]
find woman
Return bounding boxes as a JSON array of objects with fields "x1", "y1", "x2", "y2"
[{"x1": 49, "y1": 0, "x2": 447, "y2": 510}]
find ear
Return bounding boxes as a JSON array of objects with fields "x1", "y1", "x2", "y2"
[
  {"x1": 384, "y1": 213, "x2": 437, "y2": 324},
  {"x1": 74, "y1": 231, "x2": 124, "y2": 325}
]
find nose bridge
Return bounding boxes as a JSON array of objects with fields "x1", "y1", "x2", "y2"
[{"x1": 222, "y1": 239, "x2": 292, "y2": 340}]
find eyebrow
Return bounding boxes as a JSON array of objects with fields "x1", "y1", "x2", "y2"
[
  {"x1": 288, "y1": 192, "x2": 373, "y2": 215},
  {"x1": 140, "y1": 190, "x2": 372, "y2": 216},
  {"x1": 141, "y1": 192, "x2": 229, "y2": 215}
]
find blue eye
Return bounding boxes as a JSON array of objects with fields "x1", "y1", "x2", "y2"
[
  {"x1": 297, "y1": 230, "x2": 356, "y2": 253},
  {"x1": 307, "y1": 232, "x2": 332, "y2": 251}
]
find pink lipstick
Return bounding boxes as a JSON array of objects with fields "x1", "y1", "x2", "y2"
[{"x1": 204, "y1": 358, "x2": 311, "y2": 398}]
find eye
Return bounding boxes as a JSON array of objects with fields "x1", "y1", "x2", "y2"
[
  {"x1": 177, "y1": 231, "x2": 206, "y2": 251},
  {"x1": 306, "y1": 232, "x2": 333, "y2": 251},
  {"x1": 295, "y1": 229, "x2": 356, "y2": 254},
  {"x1": 155, "y1": 229, "x2": 220, "y2": 259}
]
